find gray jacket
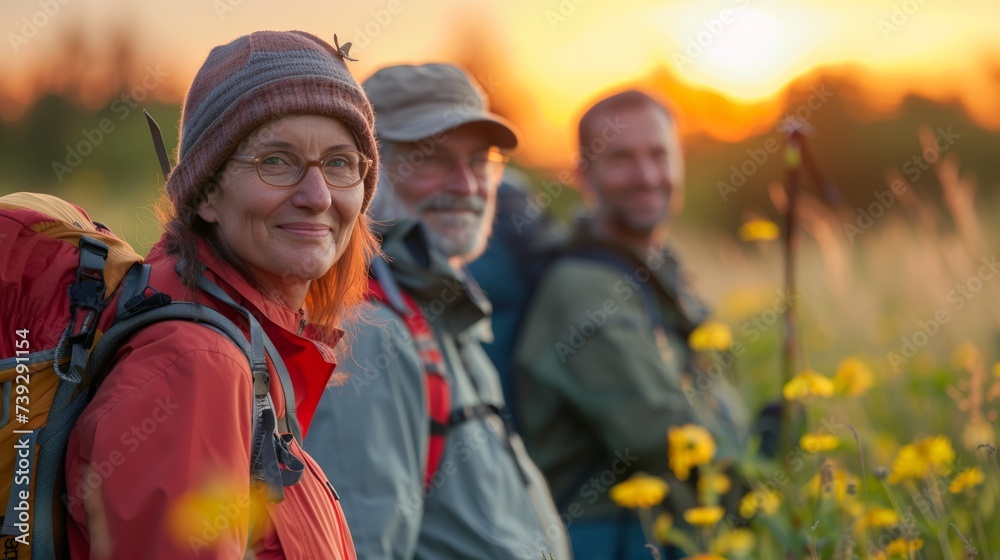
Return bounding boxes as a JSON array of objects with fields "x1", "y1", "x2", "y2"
[{"x1": 306, "y1": 221, "x2": 570, "y2": 560}]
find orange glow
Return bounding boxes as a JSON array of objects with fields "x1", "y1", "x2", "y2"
[{"x1": 0, "y1": 0, "x2": 997, "y2": 167}]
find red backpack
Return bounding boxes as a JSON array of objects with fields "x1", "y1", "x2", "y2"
[{"x1": 0, "y1": 192, "x2": 303, "y2": 559}]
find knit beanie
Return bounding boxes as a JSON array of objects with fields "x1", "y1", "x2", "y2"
[{"x1": 165, "y1": 30, "x2": 378, "y2": 212}]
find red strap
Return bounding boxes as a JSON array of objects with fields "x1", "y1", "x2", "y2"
[{"x1": 368, "y1": 278, "x2": 450, "y2": 490}]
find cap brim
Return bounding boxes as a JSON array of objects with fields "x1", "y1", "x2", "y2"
[{"x1": 376, "y1": 108, "x2": 519, "y2": 150}]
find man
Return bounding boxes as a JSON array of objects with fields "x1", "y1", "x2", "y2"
[
  {"x1": 306, "y1": 63, "x2": 570, "y2": 560},
  {"x1": 513, "y1": 90, "x2": 749, "y2": 559}
]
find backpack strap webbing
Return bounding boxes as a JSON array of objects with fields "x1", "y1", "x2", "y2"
[
  {"x1": 191, "y1": 269, "x2": 305, "y2": 503},
  {"x1": 88, "y1": 263, "x2": 304, "y2": 504},
  {"x1": 53, "y1": 236, "x2": 110, "y2": 386},
  {"x1": 368, "y1": 258, "x2": 450, "y2": 491},
  {"x1": 368, "y1": 257, "x2": 529, "y2": 490}
]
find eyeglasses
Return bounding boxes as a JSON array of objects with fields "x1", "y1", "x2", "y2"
[
  {"x1": 404, "y1": 149, "x2": 509, "y2": 181},
  {"x1": 229, "y1": 150, "x2": 373, "y2": 188}
]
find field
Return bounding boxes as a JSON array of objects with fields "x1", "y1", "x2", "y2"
[
  {"x1": 600, "y1": 134, "x2": 1000, "y2": 559},
  {"x1": 2, "y1": 86, "x2": 998, "y2": 560}
]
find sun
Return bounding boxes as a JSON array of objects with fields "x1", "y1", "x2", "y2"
[
  {"x1": 700, "y1": 10, "x2": 789, "y2": 86},
  {"x1": 661, "y1": 5, "x2": 833, "y2": 101}
]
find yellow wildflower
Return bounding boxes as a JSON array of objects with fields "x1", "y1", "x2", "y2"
[
  {"x1": 805, "y1": 463, "x2": 858, "y2": 502},
  {"x1": 698, "y1": 472, "x2": 732, "y2": 496},
  {"x1": 738, "y1": 219, "x2": 779, "y2": 242},
  {"x1": 668, "y1": 425, "x2": 716, "y2": 481},
  {"x1": 888, "y1": 444, "x2": 928, "y2": 483},
  {"x1": 888, "y1": 435, "x2": 954, "y2": 482},
  {"x1": 800, "y1": 432, "x2": 840, "y2": 453},
  {"x1": 683, "y1": 506, "x2": 725, "y2": 527},
  {"x1": 885, "y1": 537, "x2": 923, "y2": 556},
  {"x1": 609, "y1": 473, "x2": 669, "y2": 509},
  {"x1": 853, "y1": 507, "x2": 899, "y2": 535},
  {"x1": 833, "y1": 357, "x2": 874, "y2": 397},
  {"x1": 653, "y1": 513, "x2": 673, "y2": 543},
  {"x1": 168, "y1": 478, "x2": 263, "y2": 548},
  {"x1": 714, "y1": 528, "x2": 755, "y2": 555},
  {"x1": 689, "y1": 321, "x2": 733, "y2": 352},
  {"x1": 949, "y1": 467, "x2": 985, "y2": 493},
  {"x1": 923, "y1": 435, "x2": 955, "y2": 470},
  {"x1": 842, "y1": 497, "x2": 865, "y2": 518},
  {"x1": 782, "y1": 369, "x2": 835, "y2": 400},
  {"x1": 738, "y1": 488, "x2": 782, "y2": 518}
]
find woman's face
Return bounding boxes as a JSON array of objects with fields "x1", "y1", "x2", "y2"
[{"x1": 197, "y1": 114, "x2": 365, "y2": 307}]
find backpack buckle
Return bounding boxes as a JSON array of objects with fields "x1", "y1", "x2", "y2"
[
  {"x1": 64, "y1": 237, "x2": 110, "y2": 348},
  {"x1": 68, "y1": 272, "x2": 105, "y2": 311},
  {"x1": 123, "y1": 288, "x2": 172, "y2": 314},
  {"x1": 69, "y1": 237, "x2": 109, "y2": 311},
  {"x1": 253, "y1": 369, "x2": 270, "y2": 398}
]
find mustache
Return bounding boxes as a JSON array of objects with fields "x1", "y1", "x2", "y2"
[{"x1": 417, "y1": 195, "x2": 486, "y2": 214}]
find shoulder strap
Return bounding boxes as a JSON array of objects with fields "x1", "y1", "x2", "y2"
[
  {"x1": 368, "y1": 259, "x2": 530, "y2": 491},
  {"x1": 543, "y1": 246, "x2": 672, "y2": 510},
  {"x1": 89, "y1": 263, "x2": 304, "y2": 504},
  {"x1": 562, "y1": 246, "x2": 666, "y2": 330},
  {"x1": 368, "y1": 259, "x2": 450, "y2": 491}
]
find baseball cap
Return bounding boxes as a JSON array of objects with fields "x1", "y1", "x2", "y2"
[{"x1": 362, "y1": 63, "x2": 518, "y2": 149}]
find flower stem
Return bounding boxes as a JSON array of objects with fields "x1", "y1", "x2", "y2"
[
  {"x1": 973, "y1": 511, "x2": 990, "y2": 560},
  {"x1": 637, "y1": 507, "x2": 659, "y2": 558}
]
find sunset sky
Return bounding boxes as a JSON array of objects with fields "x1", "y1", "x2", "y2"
[{"x1": 2, "y1": 0, "x2": 998, "y2": 167}]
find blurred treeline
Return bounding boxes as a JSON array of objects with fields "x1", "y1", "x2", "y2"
[{"x1": 1, "y1": 26, "x2": 999, "y2": 254}]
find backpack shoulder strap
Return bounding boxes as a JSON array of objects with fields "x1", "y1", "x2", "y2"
[
  {"x1": 368, "y1": 259, "x2": 450, "y2": 491},
  {"x1": 561, "y1": 246, "x2": 666, "y2": 330},
  {"x1": 368, "y1": 259, "x2": 530, "y2": 491},
  {"x1": 89, "y1": 263, "x2": 304, "y2": 504},
  {"x1": 542, "y1": 246, "x2": 668, "y2": 510}
]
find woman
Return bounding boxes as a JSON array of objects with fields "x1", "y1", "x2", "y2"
[{"x1": 64, "y1": 30, "x2": 379, "y2": 559}]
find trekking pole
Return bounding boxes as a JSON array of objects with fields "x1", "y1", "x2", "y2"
[
  {"x1": 778, "y1": 128, "x2": 804, "y2": 459},
  {"x1": 776, "y1": 126, "x2": 843, "y2": 460}
]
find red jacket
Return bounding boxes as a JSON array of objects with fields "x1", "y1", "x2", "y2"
[{"x1": 65, "y1": 235, "x2": 356, "y2": 559}]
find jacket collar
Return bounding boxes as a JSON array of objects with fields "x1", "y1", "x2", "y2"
[
  {"x1": 377, "y1": 220, "x2": 491, "y2": 337},
  {"x1": 195, "y1": 237, "x2": 344, "y2": 348}
]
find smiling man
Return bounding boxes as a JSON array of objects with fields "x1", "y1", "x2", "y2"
[
  {"x1": 513, "y1": 90, "x2": 750, "y2": 560},
  {"x1": 306, "y1": 63, "x2": 569, "y2": 560}
]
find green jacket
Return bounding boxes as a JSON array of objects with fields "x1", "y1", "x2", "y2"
[
  {"x1": 513, "y1": 220, "x2": 749, "y2": 522},
  {"x1": 306, "y1": 220, "x2": 571, "y2": 560}
]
